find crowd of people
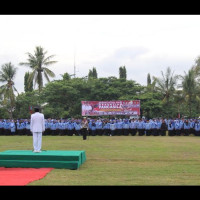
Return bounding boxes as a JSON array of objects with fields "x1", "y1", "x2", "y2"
[{"x1": 1, "y1": 117, "x2": 200, "y2": 136}]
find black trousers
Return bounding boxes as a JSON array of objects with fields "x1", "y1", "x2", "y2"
[
  {"x1": 82, "y1": 128, "x2": 88, "y2": 140},
  {"x1": 184, "y1": 129, "x2": 189, "y2": 136},
  {"x1": 130, "y1": 129, "x2": 137, "y2": 136},
  {"x1": 175, "y1": 129, "x2": 181, "y2": 136},
  {"x1": 110, "y1": 130, "x2": 116, "y2": 136},
  {"x1": 168, "y1": 130, "x2": 175, "y2": 136},
  {"x1": 68, "y1": 129, "x2": 74, "y2": 136},
  {"x1": 116, "y1": 129, "x2": 122, "y2": 136},
  {"x1": 195, "y1": 130, "x2": 200, "y2": 136},
  {"x1": 152, "y1": 128, "x2": 159, "y2": 136},
  {"x1": 123, "y1": 129, "x2": 129, "y2": 136},
  {"x1": 138, "y1": 129, "x2": 145, "y2": 136},
  {"x1": 91, "y1": 130, "x2": 96, "y2": 136},
  {"x1": 75, "y1": 130, "x2": 81, "y2": 136},
  {"x1": 146, "y1": 130, "x2": 152, "y2": 136},
  {"x1": 160, "y1": 130, "x2": 166, "y2": 136},
  {"x1": 104, "y1": 129, "x2": 110, "y2": 136},
  {"x1": 96, "y1": 129, "x2": 103, "y2": 136}
]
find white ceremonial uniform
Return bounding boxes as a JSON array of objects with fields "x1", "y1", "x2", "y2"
[{"x1": 30, "y1": 112, "x2": 45, "y2": 152}]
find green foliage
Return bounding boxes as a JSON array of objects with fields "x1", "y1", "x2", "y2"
[
  {"x1": 13, "y1": 91, "x2": 41, "y2": 119},
  {"x1": 179, "y1": 69, "x2": 198, "y2": 117},
  {"x1": 61, "y1": 72, "x2": 71, "y2": 81},
  {"x1": 147, "y1": 73, "x2": 151, "y2": 86},
  {"x1": 19, "y1": 46, "x2": 57, "y2": 93},
  {"x1": 0, "y1": 62, "x2": 18, "y2": 119},
  {"x1": 135, "y1": 90, "x2": 163, "y2": 118},
  {"x1": 3, "y1": 50, "x2": 200, "y2": 119},
  {"x1": 24, "y1": 72, "x2": 33, "y2": 92},
  {"x1": 88, "y1": 67, "x2": 98, "y2": 79},
  {"x1": 119, "y1": 66, "x2": 127, "y2": 79}
]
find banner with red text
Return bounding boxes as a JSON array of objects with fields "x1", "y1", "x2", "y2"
[{"x1": 81, "y1": 100, "x2": 140, "y2": 116}]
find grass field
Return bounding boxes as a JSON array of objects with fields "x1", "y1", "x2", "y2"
[{"x1": 1, "y1": 135, "x2": 200, "y2": 185}]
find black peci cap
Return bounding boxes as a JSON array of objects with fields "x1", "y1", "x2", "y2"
[{"x1": 34, "y1": 106, "x2": 40, "y2": 112}]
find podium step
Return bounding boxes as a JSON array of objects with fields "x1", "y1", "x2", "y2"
[{"x1": 0, "y1": 150, "x2": 86, "y2": 169}]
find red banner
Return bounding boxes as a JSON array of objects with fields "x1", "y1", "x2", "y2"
[{"x1": 81, "y1": 100, "x2": 140, "y2": 116}]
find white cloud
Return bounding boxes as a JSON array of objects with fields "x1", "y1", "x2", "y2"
[{"x1": 0, "y1": 15, "x2": 200, "y2": 92}]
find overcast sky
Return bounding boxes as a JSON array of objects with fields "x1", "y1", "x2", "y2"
[{"x1": 1, "y1": 15, "x2": 200, "y2": 93}]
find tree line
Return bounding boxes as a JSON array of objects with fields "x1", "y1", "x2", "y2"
[{"x1": 1, "y1": 46, "x2": 200, "y2": 119}]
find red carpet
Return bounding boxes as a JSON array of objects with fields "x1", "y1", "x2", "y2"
[{"x1": 0, "y1": 167, "x2": 53, "y2": 186}]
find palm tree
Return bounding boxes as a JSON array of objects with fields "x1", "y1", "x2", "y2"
[
  {"x1": 192, "y1": 55, "x2": 200, "y2": 76},
  {"x1": 173, "y1": 89, "x2": 185, "y2": 118},
  {"x1": 19, "y1": 46, "x2": 57, "y2": 93},
  {"x1": 0, "y1": 62, "x2": 18, "y2": 119},
  {"x1": 153, "y1": 67, "x2": 179, "y2": 104},
  {"x1": 146, "y1": 73, "x2": 157, "y2": 92},
  {"x1": 179, "y1": 69, "x2": 198, "y2": 117}
]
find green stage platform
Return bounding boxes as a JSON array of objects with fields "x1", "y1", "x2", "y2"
[{"x1": 0, "y1": 150, "x2": 86, "y2": 169}]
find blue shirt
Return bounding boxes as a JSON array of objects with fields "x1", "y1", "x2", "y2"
[
  {"x1": 168, "y1": 123, "x2": 174, "y2": 130},
  {"x1": 67, "y1": 122, "x2": 74, "y2": 130},
  {"x1": 95, "y1": 121, "x2": 103, "y2": 129},
  {"x1": 26, "y1": 122, "x2": 30, "y2": 129},
  {"x1": 0, "y1": 122, "x2": 3, "y2": 128},
  {"x1": 123, "y1": 121, "x2": 129, "y2": 129},
  {"x1": 174, "y1": 121, "x2": 180, "y2": 130},
  {"x1": 145, "y1": 122, "x2": 151, "y2": 130},
  {"x1": 51, "y1": 123, "x2": 57, "y2": 130},
  {"x1": 91, "y1": 122, "x2": 96, "y2": 131},
  {"x1": 137, "y1": 121, "x2": 144, "y2": 129},
  {"x1": 74, "y1": 122, "x2": 81, "y2": 130},
  {"x1": 110, "y1": 123, "x2": 116, "y2": 130},
  {"x1": 184, "y1": 122, "x2": 190, "y2": 129},
  {"x1": 116, "y1": 121, "x2": 123, "y2": 129},
  {"x1": 130, "y1": 121, "x2": 137, "y2": 129},
  {"x1": 194, "y1": 123, "x2": 200, "y2": 131},
  {"x1": 103, "y1": 122, "x2": 110, "y2": 129},
  {"x1": 10, "y1": 122, "x2": 16, "y2": 132}
]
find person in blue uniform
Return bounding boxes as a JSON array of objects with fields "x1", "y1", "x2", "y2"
[
  {"x1": 145, "y1": 120, "x2": 152, "y2": 136},
  {"x1": 43, "y1": 119, "x2": 48, "y2": 135},
  {"x1": 123, "y1": 119, "x2": 130, "y2": 136},
  {"x1": 25, "y1": 119, "x2": 31, "y2": 136},
  {"x1": 91, "y1": 119, "x2": 97, "y2": 136},
  {"x1": 174, "y1": 119, "x2": 181, "y2": 136},
  {"x1": 17, "y1": 120, "x2": 21, "y2": 135},
  {"x1": 194, "y1": 119, "x2": 200, "y2": 136},
  {"x1": 109, "y1": 119, "x2": 116, "y2": 136},
  {"x1": 21, "y1": 120, "x2": 26, "y2": 135},
  {"x1": 9, "y1": 120, "x2": 15, "y2": 135},
  {"x1": 116, "y1": 119, "x2": 124, "y2": 136},
  {"x1": 180, "y1": 119, "x2": 185, "y2": 135},
  {"x1": 189, "y1": 119, "x2": 195, "y2": 135},
  {"x1": 137, "y1": 119, "x2": 145, "y2": 136},
  {"x1": 183, "y1": 120, "x2": 190, "y2": 136},
  {"x1": 3, "y1": 120, "x2": 10, "y2": 135},
  {"x1": 156, "y1": 119, "x2": 162, "y2": 136},
  {"x1": 50, "y1": 120, "x2": 57, "y2": 135},
  {"x1": 151, "y1": 119, "x2": 157, "y2": 136},
  {"x1": 57, "y1": 120, "x2": 64, "y2": 136},
  {"x1": 168, "y1": 120, "x2": 175, "y2": 136},
  {"x1": 74, "y1": 119, "x2": 81, "y2": 136},
  {"x1": 96, "y1": 119, "x2": 103, "y2": 136},
  {"x1": 46, "y1": 119, "x2": 52, "y2": 135},
  {"x1": 0, "y1": 120, "x2": 3, "y2": 135},
  {"x1": 129, "y1": 119, "x2": 137, "y2": 136},
  {"x1": 103, "y1": 119, "x2": 110, "y2": 136},
  {"x1": 67, "y1": 119, "x2": 74, "y2": 136}
]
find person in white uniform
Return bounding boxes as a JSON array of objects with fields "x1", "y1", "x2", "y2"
[{"x1": 30, "y1": 106, "x2": 45, "y2": 153}]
